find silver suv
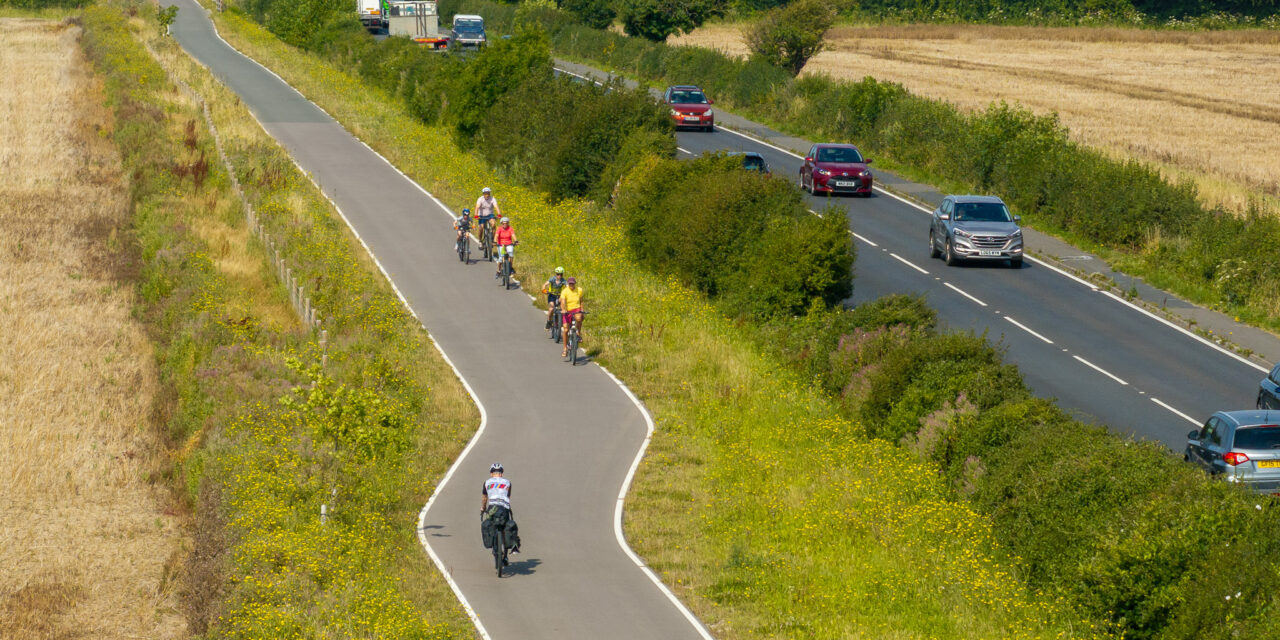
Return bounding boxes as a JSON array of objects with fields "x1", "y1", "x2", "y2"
[
  {"x1": 1185, "y1": 410, "x2": 1280, "y2": 494},
  {"x1": 929, "y1": 195, "x2": 1024, "y2": 268}
]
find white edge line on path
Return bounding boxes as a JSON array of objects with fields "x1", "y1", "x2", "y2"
[
  {"x1": 944, "y1": 282, "x2": 987, "y2": 307},
  {"x1": 1073, "y1": 355, "x2": 1129, "y2": 385},
  {"x1": 597, "y1": 366, "x2": 717, "y2": 640},
  {"x1": 1003, "y1": 315, "x2": 1053, "y2": 344},
  {"x1": 851, "y1": 232, "x2": 877, "y2": 247},
  {"x1": 1151, "y1": 397, "x2": 1201, "y2": 426},
  {"x1": 676, "y1": 146, "x2": 693, "y2": 155},
  {"x1": 202, "y1": 21, "x2": 713, "y2": 639},
  {"x1": 714, "y1": 117, "x2": 1271, "y2": 374},
  {"x1": 888, "y1": 252, "x2": 928, "y2": 275}
]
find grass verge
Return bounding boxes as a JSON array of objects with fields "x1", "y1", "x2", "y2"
[
  {"x1": 81, "y1": 1, "x2": 477, "y2": 634},
  {"x1": 206, "y1": 6, "x2": 1110, "y2": 638}
]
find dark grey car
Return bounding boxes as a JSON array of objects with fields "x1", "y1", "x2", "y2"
[
  {"x1": 929, "y1": 195, "x2": 1024, "y2": 268},
  {"x1": 1258, "y1": 363, "x2": 1280, "y2": 410},
  {"x1": 1185, "y1": 409, "x2": 1280, "y2": 494}
]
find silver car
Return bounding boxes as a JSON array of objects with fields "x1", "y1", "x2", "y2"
[
  {"x1": 929, "y1": 195, "x2": 1024, "y2": 268},
  {"x1": 1185, "y1": 410, "x2": 1280, "y2": 494},
  {"x1": 1258, "y1": 363, "x2": 1280, "y2": 410}
]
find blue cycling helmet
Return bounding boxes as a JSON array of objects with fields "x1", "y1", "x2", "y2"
[{"x1": 463, "y1": 207, "x2": 471, "y2": 214}]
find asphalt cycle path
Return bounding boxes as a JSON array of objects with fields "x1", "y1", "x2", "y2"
[
  {"x1": 553, "y1": 60, "x2": 1274, "y2": 449},
  {"x1": 166, "y1": 3, "x2": 710, "y2": 638}
]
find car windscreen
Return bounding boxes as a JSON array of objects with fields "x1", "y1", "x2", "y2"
[
  {"x1": 670, "y1": 91, "x2": 707, "y2": 104},
  {"x1": 954, "y1": 202, "x2": 1012, "y2": 222},
  {"x1": 742, "y1": 156, "x2": 765, "y2": 171},
  {"x1": 1233, "y1": 425, "x2": 1280, "y2": 450},
  {"x1": 455, "y1": 19, "x2": 483, "y2": 31},
  {"x1": 816, "y1": 147, "x2": 862, "y2": 163}
]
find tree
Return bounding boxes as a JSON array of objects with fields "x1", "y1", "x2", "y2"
[
  {"x1": 620, "y1": 0, "x2": 724, "y2": 42},
  {"x1": 559, "y1": 0, "x2": 617, "y2": 29},
  {"x1": 744, "y1": 0, "x2": 836, "y2": 76}
]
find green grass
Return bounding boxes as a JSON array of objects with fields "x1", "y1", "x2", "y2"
[
  {"x1": 81, "y1": 2, "x2": 477, "y2": 635},
  {"x1": 206, "y1": 7, "x2": 1111, "y2": 638}
]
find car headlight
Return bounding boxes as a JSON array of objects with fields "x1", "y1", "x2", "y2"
[
  {"x1": 705, "y1": 109, "x2": 714, "y2": 117},
  {"x1": 1011, "y1": 228, "x2": 1022, "y2": 237},
  {"x1": 859, "y1": 170, "x2": 871, "y2": 178},
  {"x1": 953, "y1": 228, "x2": 972, "y2": 238},
  {"x1": 816, "y1": 168, "x2": 831, "y2": 176},
  {"x1": 670, "y1": 109, "x2": 681, "y2": 117}
]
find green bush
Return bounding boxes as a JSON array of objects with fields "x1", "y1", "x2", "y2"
[{"x1": 615, "y1": 153, "x2": 853, "y2": 318}]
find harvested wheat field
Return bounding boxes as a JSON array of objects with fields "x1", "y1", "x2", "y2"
[
  {"x1": 674, "y1": 23, "x2": 1280, "y2": 212},
  {"x1": 0, "y1": 19, "x2": 186, "y2": 639}
]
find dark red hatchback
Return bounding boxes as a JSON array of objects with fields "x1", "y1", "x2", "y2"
[
  {"x1": 663, "y1": 85, "x2": 714, "y2": 131},
  {"x1": 799, "y1": 143, "x2": 873, "y2": 196}
]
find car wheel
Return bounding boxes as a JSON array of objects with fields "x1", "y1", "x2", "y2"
[
  {"x1": 929, "y1": 231, "x2": 941, "y2": 259},
  {"x1": 1009, "y1": 257, "x2": 1023, "y2": 269},
  {"x1": 944, "y1": 238, "x2": 958, "y2": 266}
]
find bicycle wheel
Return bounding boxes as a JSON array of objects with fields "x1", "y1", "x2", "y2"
[
  {"x1": 551, "y1": 311, "x2": 561, "y2": 343},
  {"x1": 501, "y1": 257, "x2": 510, "y2": 289},
  {"x1": 457, "y1": 237, "x2": 465, "y2": 262},
  {"x1": 493, "y1": 529, "x2": 505, "y2": 577},
  {"x1": 569, "y1": 327, "x2": 579, "y2": 366}
]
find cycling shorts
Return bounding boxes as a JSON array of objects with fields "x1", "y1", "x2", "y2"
[
  {"x1": 563, "y1": 308, "x2": 583, "y2": 323},
  {"x1": 496, "y1": 244, "x2": 515, "y2": 257},
  {"x1": 546, "y1": 293, "x2": 560, "y2": 305}
]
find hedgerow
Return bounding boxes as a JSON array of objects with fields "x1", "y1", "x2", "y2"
[{"x1": 81, "y1": 2, "x2": 475, "y2": 635}]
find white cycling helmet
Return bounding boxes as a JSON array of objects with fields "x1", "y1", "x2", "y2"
[
  {"x1": 482, "y1": 187, "x2": 492, "y2": 194},
  {"x1": 489, "y1": 462, "x2": 504, "y2": 473},
  {"x1": 500, "y1": 217, "x2": 510, "y2": 223}
]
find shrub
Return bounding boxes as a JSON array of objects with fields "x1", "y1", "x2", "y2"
[
  {"x1": 619, "y1": 0, "x2": 725, "y2": 42},
  {"x1": 558, "y1": 0, "x2": 616, "y2": 29},
  {"x1": 743, "y1": 0, "x2": 836, "y2": 76}
]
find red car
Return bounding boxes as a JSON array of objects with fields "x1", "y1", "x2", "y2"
[
  {"x1": 799, "y1": 143, "x2": 873, "y2": 196},
  {"x1": 663, "y1": 85, "x2": 714, "y2": 132}
]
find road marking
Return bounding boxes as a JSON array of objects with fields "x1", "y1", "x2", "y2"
[
  {"x1": 1101, "y1": 291, "x2": 1268, "y2": 373},
  {"x1": 889, "y1": 252, "x2": 928, "y2": 274},
  {"x1": 715, "y1": 123, "x2": 804, "y2": 159},
  {"x1": 1151, "y1": 397, "x2": 1201, "y2": 426},
  {"x1": 942, "y1": 282, "x2": 987, "y2": 307},
  {"x1": 1073, "y1": 355, "x2": 1128, "y2": 385},
  {"x1": 851, "y1": 232, "x2": 878, "y2": 247},
  {"x1": 676, "y1": 146, "x2": 692, "y2": 155},
  {"x1": 596, "y1": 366, "x2": 717, "y2": 640},
  {"x1": 1003, "y1": 315, "x2": 1054, "y2": 344}
]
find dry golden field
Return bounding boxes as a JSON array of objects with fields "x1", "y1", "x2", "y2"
[
  {"x1": 0, "y1": 19, "x2": 186, "y2": 639},
  {"x1": 674, "y1": 23, "x2": 1280, "y2": 212}
]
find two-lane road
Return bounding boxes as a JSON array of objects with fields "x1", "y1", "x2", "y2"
[{"x1": 673, "y1": 125, "x2": 1266, "y2": 447}]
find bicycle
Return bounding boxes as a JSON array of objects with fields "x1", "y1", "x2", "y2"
[
  {"x1": 455, "y1": 227, "x2": 470, "y2": 263},
  {"x1": 498, "y1": 242, "x2": 518, "y2": 290},
  {"x1": 548, "y1": 305, "x2": 563, "y2": 343},
  {"x1": 480, "y1": 221, "x2": 494, "y2": 261},
  {"x1": 492, "y1": 522, "x2": 510, "y2": 577},
  {"x1": 564, "y1": 310, "x2": 587, "y2": 365}
]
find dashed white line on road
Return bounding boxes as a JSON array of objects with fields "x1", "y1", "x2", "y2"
[
  {"x1": 944, "y1": 282, "x2": 987, "y2": 307},
  {"x1": 676, "y1": 146, "x2": 692, "y2": 155},
  {"x1": 1151, "y1": 397, "x2": 1201, "y2": 425},
  {"x1": 1073, "y1": 355, "x2": 1129, "y2": 385},
  {"x1": 852, "y1": 232, "x2": 878, "y2": 247},
  {"x1": 1003, "y1": 315, "x2": 1054, "y2": 344},
  {"x1": 889, "y1": 252, "x2": 928, "y2": 274}
]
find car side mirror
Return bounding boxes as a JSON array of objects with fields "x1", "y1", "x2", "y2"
[
  {"x1": 864, "y1": 158, "x2": 873, "y2": 164},
  {"x1": 1014, "y1": 215, "x2": 1022, "y2": 223},
  {"x1": 939, "y1": 213, "x2": 950, "y2": 220},
  {"x1": 708, "y1": 98, "x2": 715, "y2": 104},
  {"x1": 804, "y1": 157, "x2": 813, "y2": 163},
  {"x1": 1188, "y1": 430, "x2": 1201, "y2": 440}
]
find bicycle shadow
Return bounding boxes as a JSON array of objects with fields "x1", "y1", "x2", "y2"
[{"x1": 504, "y1": 556, "x2": 542, "y2": 576}]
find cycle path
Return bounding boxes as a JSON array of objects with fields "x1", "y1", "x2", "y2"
[{"x1": 166, "y1": 3, "x2": 710, "y2": 638}]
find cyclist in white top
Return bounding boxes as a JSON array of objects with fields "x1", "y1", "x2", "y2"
[
  {"x1": 474, "y1": 187, "x2": 500, "y2": 234},
  {"x1": 482, "y1": 462, "x2": 512, "y2": 512}
]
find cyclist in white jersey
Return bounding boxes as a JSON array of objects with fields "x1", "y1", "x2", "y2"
[{"x1": 482, "y1": 462, "x2": 519, "y2": 555}]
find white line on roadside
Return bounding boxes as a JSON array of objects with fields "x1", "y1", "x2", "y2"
[
  {"x1": 943, "y1": 282, "x2": 987, "y2": 307},
  {"x1": 1073, "y1": 355, "x2": 1129, "y2": 385},
  {"x1": 676, "y1": 146, "x2": 692, "y2": 155},
  {"x1": 1101, "y1": 291, "x2": 1268, "y2": 373},
  {"x1": 1151, "y1": 397, "x2": 1201, "y2": 425},
  {"x1": 889, "y1": 252, "x2": 929, "y2": 274},
  {"x1": 1003, "y1": 315, "x2": 1054, "y2": 344}
]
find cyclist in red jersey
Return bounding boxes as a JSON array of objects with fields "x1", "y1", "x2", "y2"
[{"x1": 493, "y1": 216, "x2": 518, "y2": 278}]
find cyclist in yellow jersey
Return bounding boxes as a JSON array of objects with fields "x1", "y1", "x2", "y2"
[
  {"x1": 541, "y1": 267, "x2": 567, "y2": 331},
  {"x1": 560, "y1": 277, "x2": 585, "y2": 358}
]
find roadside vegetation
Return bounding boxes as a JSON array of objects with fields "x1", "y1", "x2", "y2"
[
  {"x1": 0, "y1": 16, "x2": 185, "y2": 639},
  {"x1": 79, "y1": 2, "x2": 477, "y2": 635}
]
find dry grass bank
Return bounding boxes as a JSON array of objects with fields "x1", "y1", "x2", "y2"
[
  {"x1": 674, "y1": 22, "x2": 1280, "y2": 212},
  {"x1": 0, "y1": 18, "x2": 186, "y2": 639}
]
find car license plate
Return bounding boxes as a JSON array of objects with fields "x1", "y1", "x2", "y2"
[
  {"x1": 834, "y1": 181, "x2": 856, "y2": 187},
  {"x1": 978, "y1": 250, "x2": 1001, "y2": 257},
  {"x1": 683, "y1": 116, "x2": 699, "y2": 121},
  {"x1": 1259, "y1": 460, "x2": 1280, "y2": 468}
]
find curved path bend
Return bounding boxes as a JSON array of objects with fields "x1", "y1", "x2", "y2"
[{"x1": 166, "y1": 3, "x2": 709, "y2": 638}]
